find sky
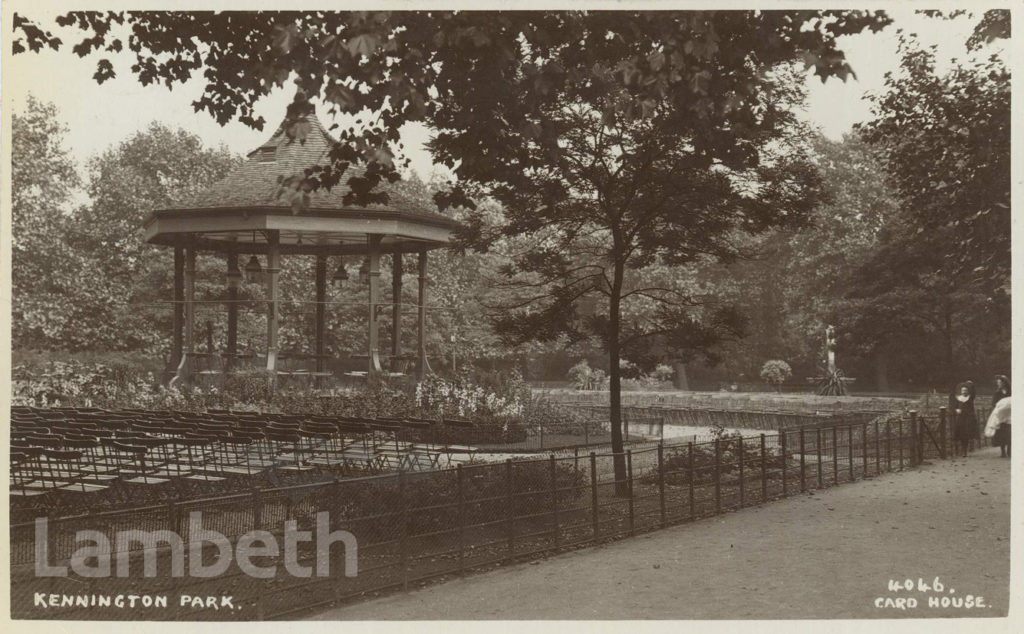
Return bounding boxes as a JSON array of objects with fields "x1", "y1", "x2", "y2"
[{"x1": 4, "y1": 8, "x2": 992, "y2": 191}]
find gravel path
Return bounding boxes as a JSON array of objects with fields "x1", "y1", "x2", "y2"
[{"x1": 308, "y1": 446, "x2": 1011, "y2": 620}]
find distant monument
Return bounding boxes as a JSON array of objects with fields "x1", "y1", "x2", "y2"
[
  {"x1": 825, "y1": 324, "x2": 837, "y2": 373},
  {"x1": 809, "y1": 324, "x2": 854, "y2": 396}
]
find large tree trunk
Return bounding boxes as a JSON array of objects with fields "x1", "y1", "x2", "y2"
[
  {"x1": 944, "y1": 302, "x2": 955, "y2": 392},
  {"x1": 608, "y1": 258, "x2": 628, "y2": 496},
  {"x1": 673, "y1": 361, "x2": 689, "y2": 390},
  {"x1": 874, "y1": 344, "x2": 890, "y2": 393},
  {"x1": 943, "y1": 300, "x2": 958, "y2": 415}
]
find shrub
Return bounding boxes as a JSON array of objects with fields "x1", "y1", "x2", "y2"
[
  {"x1": 567, "y1": 360, "x2": 593, "y2": 390},
  {"x1": 220, "y1": 369, "x2": 276, "y2": 405},
  {"x1": 622, "y1": 375, "x2": 674, "y2": 392},
  {"x1": 619, "y1": 358, "x2": 643, "y2": 380},
  {"x1": 760, "y1": 360, "x2": 792, "y2": 393},
  {"x1": 308, "y1": 459, "x2": 586, "y2": 542},
  {"x1": 638, "y1": 436, "x2": 785, "y2": 486},
  {"x1": 652, "y1": 363, "x2": 675, "y2": 383},
  {"x1": 521, "y1": 397, "x2": 592, "y2": 436},
  {"x1": 12, "y1": 360, "x2": 157, "y2": 408}
]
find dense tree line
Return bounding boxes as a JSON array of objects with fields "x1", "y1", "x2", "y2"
[{"x1": 12, "y1": 10, "x2": 1009, "y2": 407}]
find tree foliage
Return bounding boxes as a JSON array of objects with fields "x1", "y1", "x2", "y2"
[
  {"x1": 13, "y1": 10, "x2": 891, "y2": 210},
  {"x1": 850, "y1": 28, "x2": 1010, "y2": 387},
  {"x1": 11, "y1": 104, "x2": 241, "y2": 353},
  {"x1": 11, "y1": 96, "x2": 83, "y2": 349},
  {"x1": 858, "y1": 37, "x2": 1009, "y2": 296}
]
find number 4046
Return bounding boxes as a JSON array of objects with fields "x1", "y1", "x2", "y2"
[{"x1": 888, "y1": 578, "x2": 945, "y2": 593}]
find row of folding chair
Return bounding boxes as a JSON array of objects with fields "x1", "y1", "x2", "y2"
[{"x1": 12, "y1": 407, "x2": 483, "y2": 477}]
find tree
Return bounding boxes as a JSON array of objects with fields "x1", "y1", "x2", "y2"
[
  {"x1": 11, "y1": 96, "x2": 83, "y2": 349},
  {"x1": 71, "y1": 123, "x2": 241, "y2": 353},
  {"x1": 12, "y1": 118, "x2": 241, "y2": 354},
  {"x1": 852, "y1": 26, "x2": 1010, "y2": 389},
  {"x1": 433, "y1": 37, "x2": 852, "y2": 491}
]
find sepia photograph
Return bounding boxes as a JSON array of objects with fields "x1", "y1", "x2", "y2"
[{"x1": 2, "y1": 4, "x2": 1016, "y2": 628}]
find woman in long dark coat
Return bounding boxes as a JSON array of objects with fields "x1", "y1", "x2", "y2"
[
  {"x1": 992, "y1": 375, "x2": 1011, "y2": 457},
  {"x1": 952, "y1": 382, "x2": 978, "y2": 458}
]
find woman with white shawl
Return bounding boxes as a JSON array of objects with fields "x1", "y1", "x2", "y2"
[{"x1": 985, "y1": 394, "x2": 1011, "y2": 458}]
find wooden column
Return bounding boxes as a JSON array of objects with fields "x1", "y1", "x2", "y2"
[
  {"x1": 315, "y1": 255, "x2": 327, "y2": 374},
  {"x1": 417, "y1": 249, "x2": 428, "y2": 379},
  {"x1": 184, "y1": 248, "x2": 196, "y2": 355},
  {"x1": 226, "y1": 252, "x2": 239, "y2": 366},
  {"x1": 171, "y1": 246, "x2": 185, "y2": 371},
  {"x1": 265, "y1": 231, "x2": 281, "y2": 372},
  {"x1": 367, "y1": 235, "x2": 384, "y2": 375},
  {"x1": 391, "y1": 249, "x2": 403, "y2": 357}
]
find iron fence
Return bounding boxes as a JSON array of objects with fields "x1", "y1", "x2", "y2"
[{"x1": 11, "y1": 408, "x2": 974, "y2": 621}]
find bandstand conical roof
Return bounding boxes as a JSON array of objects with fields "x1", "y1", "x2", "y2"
[{"x1": 142, "y1": 110, "x2": 460, "y2": 255}]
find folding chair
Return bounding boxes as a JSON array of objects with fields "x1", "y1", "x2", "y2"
[
  {"x1": 39, "y1": 448, "x2": 109, "y2": 493},
  {"x1": 302, "y1": 424, "x2": 348, "y2": 471},
  {"x1": 62, "y1": 437, "x2": 119, "y2": 483},
  {"x1": 265, "y1": 430, "x2": 315, "y2": 473},
  {"x1": 10, "y1": 448, "x2": 48, "y2": 497},
  {"x1": 209, "y1": 437, "x2": 269, "y2": 477},
  {"x1": 102, "y1": 439, "x2": 170, "y2": 486},
  {"x1": 175, "y1": 437, "x2": 226, "y2": 483}
]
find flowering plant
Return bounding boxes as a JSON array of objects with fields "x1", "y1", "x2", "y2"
[
  {"x1": 12, "y1": 361, "x2": 155, "y2": 408},
  {"x1": 415, "y1": 373, "x2": 525, "y2": 419}
]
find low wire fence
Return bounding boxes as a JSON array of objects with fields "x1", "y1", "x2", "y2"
[
  {"x1": 562, "y1": 404, "x2": 893, "y2": 436},
  {"x1": 11, "y1": 409, "x2": 974, "y2": 621}
]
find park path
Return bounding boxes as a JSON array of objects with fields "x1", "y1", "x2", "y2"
[{"x1": 308, "y1": 447, "x2": 1011, "y2": 620}]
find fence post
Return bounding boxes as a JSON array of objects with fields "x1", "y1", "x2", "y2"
[
  {"x1": 861, "y1": 422, "x2": 869, "y2": 476},
  {"x1": 550, "y1": 454, "x2": 561, "y2": 546},
  {"x1": 939, "y1": 407, "x2": 948, "y2": 460},
  {"x1": 918, "y1": 412, "x2": 926, "y2": 462},
  {"x1": 590, "y1": 452, "x2": 599, "y2": 539},
  {"x1": 760, "y1": 434, "x2": 767, "y2": 503},
  {"x1": 799, "y1": 428, "x2": 806, "y2": 492},
  {"x1": 848, "y1": 424, "x2": 854, "y2": 480},
  {"x1": 540, "y1": 423, "x2": 544, "y2": 450},
  {"x1": 909, "y1": 411, "x2": 919, "y2": 466},
  {"x1": 657, "y1": 443, "x2": 666, "y2": 528},
  {"x1": 815, "y1": 427, "x2": 823, "y2": 488},
  {"x1": 780, "y1": 431, "x2": 788, "y2": 497},
  {"x1": 832, "y1": 426, "x2": 839, "y2": 485},
  {"x1": 168, "y1": 501, "x2": 181, "y2": 539},
  {"x1": 688, "y1": 442, "x2": 696, "y2": 519},
  {"x1": 626, "y1": 450, "x2": 635, "y2": 535},
  {"x1": 505, "y1": 459, "x2": 514, "y2": 553},
  {"x1": 898, "y1": 419, "x2": 904, "y2": 470},
  {"x1": 456, "y1": 464, "x2": 465, "y2": 573},
  {"x1": 875, "y1": 420, "x2": 881, "y2": 475},
  {"x1": 738, "y1": 437, "x2": 745, "y2": 508},
  {"x1": 398, "y1": 470, "x2": 408, "y2": 590},
  {"x1": 252, "y1": 488, "x2": 262, "y2": 531},
  {"x1": 584, "y1": 418, "x2": 589, "y2": 446},
  {"x1": 885, "y1": 421, "x2": 892, "y2": 472},
  {"x1": 714, "y1": 439, "x2": 722, "y2": 514}
]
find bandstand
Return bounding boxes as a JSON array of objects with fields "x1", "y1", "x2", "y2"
[{"x1": 142, "y1": 109, "x2": 460, "y2": 384}]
